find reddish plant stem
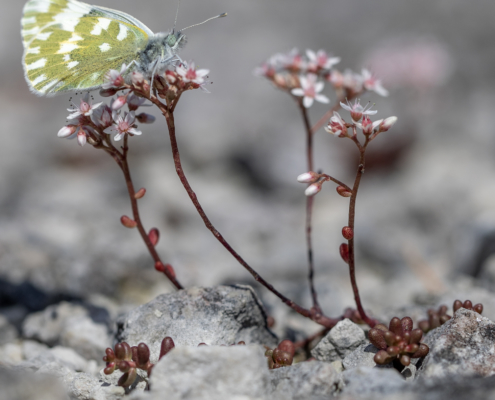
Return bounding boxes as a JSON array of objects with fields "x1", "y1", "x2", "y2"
[
  {"x1": 321, "y1": 174, "x2": 352, "y2": 191},
  {"x1": 162, "y1": 107, "x2": 340, "y2": 328},
  {"x1": 114, "y1": 136, "x2": 183, "y2": 290},
  {"x1": 347, "y1": 133, "x2": 375, "y2": 327},
  {"x1": 298, "y1": 100, "x2": 320, "y2": 313}
]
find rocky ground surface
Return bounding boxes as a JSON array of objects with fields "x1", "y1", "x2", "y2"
[{"x1": 1, "y1": 284, "x2": 495, "y2": 400}]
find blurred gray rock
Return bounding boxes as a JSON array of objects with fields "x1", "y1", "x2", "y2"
[
  {"x1": 311, "y1": 319, "x2": 366, "y2": 362},
  {"x1": 340, "y1": 366, "x2": 406, "y2": 397},
  {"x1": 0, "y1": 366, "x2": 68, "y2": 400},
  {"x1": 270, "y1": 360, "x2": 340, "y2": 399},
  {"x1": 0, "y1": 315, "x2": 17, "y2": 345},
  {"x1": 17, "y1": 346, "x2": 89, "y2": 373},
  {"x1": 69, "y1": 372, "x2": 124, "y2": 400},
  {"x1": 342, "y1": 343, "x2": 379, "y2": 370},
  {"x1": 22, "y1": 302, "x2": 111, "y2": 361},
  {"x1": 117, "y1": 285, "x2": 277, "y2": 362},
  {"x1": 419, "y1": 308, "x2": 495, "y2": 380},
  {"x1": 141, "y1": 345, "x2": 270, "y2": 400}
]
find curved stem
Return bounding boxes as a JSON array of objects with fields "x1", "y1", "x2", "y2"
[
  {"x1": 298, "y1": 101, "x2": 320, "y2": 313},
  {"x1": 163, "y1": 109, "x2": 340, "y2": 328},
  {"x1": 347, "y1": 135, "x2": 375, "y2": 327},
  {"x1": 117, "y1": 136, "x2": 183, "y2": 290}
]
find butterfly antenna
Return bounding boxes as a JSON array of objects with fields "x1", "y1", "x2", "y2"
[
  {"x1": 173, "y1": 0, "x2": 182, "y2": 32},
  {"x1": 180, "y1": 13, "x2": 227, "y2": 32}
]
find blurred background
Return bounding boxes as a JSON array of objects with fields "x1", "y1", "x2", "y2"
[{"x1": 2, "y1": 0, "x2": 495, "y2": 338}]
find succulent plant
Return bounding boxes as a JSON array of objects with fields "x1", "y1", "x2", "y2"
[
  {"x1": 265, "y1": 339, "x2": 296, "y2": 369},
  {"x1": 418, "y1": 299, "x2": 483, "y2": 333},
  {"x1": 368, "y1": 317, "x2": 429, "y2": 367},
  {"x1": 103, "y1": 336, "x2": 175, "y2": 387}
]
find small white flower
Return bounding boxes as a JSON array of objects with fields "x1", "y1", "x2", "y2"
[
  {"x1": 306, "y1": 49, "x2": 341, "y2": 72},
  {"x1": 176, "y1": 62, "x2": 209, "y2": 84},
  {"x1": 361, "y1": 69, "x2": 389, "y2": 97},
  {"x1": 291, "y1": 74, "x2": 329, "y2": 108},
  {"x1": 127, "y1": 92, "x2": 151, "y2": 111},
  {"x1": 104, "y1": 111, "x2": 142, "y2": 141},
  {"x1": 91, "y1": 104, "x2": 113, "y2": 128},
  {"x1": 355, "y1": 115, "x2": 383, "y2": 136},
  {"x1": 340, "y1": 99, "x2": 377, "y2": 122},
  {"x1": 67, "y1": 93, "x2": 102, "y2": 120},
  {"x1": 102, "y1": 63, "x2": 129, "y2": 89},
  {"x1": 324, "y1": 112, "x2": 347, "y2": 137}
]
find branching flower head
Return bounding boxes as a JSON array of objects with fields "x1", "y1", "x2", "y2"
[
  {"x1": 67, "y1": 93, "x2": 102, "y2": 120},
  {"x1": 104, "y1": 111, "x2": 142, "y2": 141},
  {"x1": 291, "y1": 74, "x2": 329, "y2": 108}
]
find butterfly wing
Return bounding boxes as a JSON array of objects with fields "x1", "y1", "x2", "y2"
[{"x1": 22, "y1": 0, "x2": 152, "y2": 96}]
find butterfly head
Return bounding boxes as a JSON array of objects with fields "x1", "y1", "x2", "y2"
[{"x1": 164, "y1": 31, "x2": 187, "y2": 52}]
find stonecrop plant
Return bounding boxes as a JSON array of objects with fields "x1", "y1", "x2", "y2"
[{"x1": 52, "y1": 45, "x2": 400, "y2": 333}]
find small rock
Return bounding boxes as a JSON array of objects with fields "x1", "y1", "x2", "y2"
[
  {"x1": 146, "y1": 345, "x2": 270, "y2": 400},
  {"x1": 0, "y1": 315, "x2": 18, "y2": 345},
  {"x1": 22, "y1": 340, "x2": 49, "y2": 359},
  {"x1": 340, "y1": 366, "x2": 406, "y2": 397},
  {"x1": 401, "y1": 363, "x2": 416, "y2": 381},
  {"x1": 270, "y1": 360, "x2": 340, "y2": 399},
  {"x1": 22, "y1": 302, "x2": 87, "y2": 346},
  {"x1": 311, "y1": 319, "x2": 366, "y2": 362},
  {"x1": 331, "y1": 359, "x2": 344, "y2": 374},
  {"x1": 17, "y1": 346, "x2": 89, "y2": 373},
  {"x1": 22, "y1": 302, "x2": 111, "y2": 361},
  {"x1": 117, "y1": 285, "x2": 277, "y2": 362},
  {"x1": 418, "y1": 308, "x2": 495, "y2": 380}
]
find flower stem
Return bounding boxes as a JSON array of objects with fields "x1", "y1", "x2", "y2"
[
  {"x1": 115, "y1": 136, "x2": 183, "y2": 290},
  {"x1": 162, "y1": 108, "x2": 340, "y2": 328},
  {"x1": 298, "y1": 100, "x2": 320, "y2": 313},
  {"x1": 347, "y1": 135, "x2": 375, "y2": 327}
]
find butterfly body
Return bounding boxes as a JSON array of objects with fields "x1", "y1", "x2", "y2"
[{"x1": 21, "y1": 0, "x2": 186, "y2": 96}]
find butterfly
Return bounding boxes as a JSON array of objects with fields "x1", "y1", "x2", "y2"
[{"x1": 21, "y1": 0, "x2": 224, "y2": 96}]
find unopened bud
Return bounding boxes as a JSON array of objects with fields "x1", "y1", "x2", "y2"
[
  {"x1": 342, "y1": 226, "x2": 354, "y2": 240},
  {"x1": 136, "y1": 113, "x2": 156, "y2": 124},
  {"x1": 297, "y1": 171, "x2": 319, "y2": 183},
  {"x1": 165, "y1": 70, "x2": 177, "y2": 84},
  {"x1": 148, "y1": 228, "x2": 160, "y2": 246},
  {"x1": 77, "y1": 130, "x2": 87, "y2": 146},
  {"x1": 336, "y1": 186, "x2": 352, "y2": 197},
  {"x1": 121, "y1": 215, "x2": 137, "y2": 228},
  {"x1": 339, "y1": 243, "x2": 349, "y2": 263},
  {"x1": 100, "y1": 87, "x2": 119, "y2": 97},
  {"x1": 379, "y1": 116, "x2": 397, "y2": 132},
  {"x1": 112, "y1": 95, "x2": 127, "y2": 110},
  {"x1": 305, "y1": 182, "x2": 322, "y2": 196},
  {"x1": 58, "y1": 125, "x2": 78, "y2": 138},
  {"x1": 134, "y1": 188, "x2": 146, "y2": 199},
  {"x1": 273, "y1": 74, "x2": 287, "y2": 88},
  {"x1": 87, "y1": 137, "x2": 97, "y2": 146}
]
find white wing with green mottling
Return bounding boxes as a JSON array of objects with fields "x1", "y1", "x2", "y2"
[{"x1": 21, "y1": 0, "x2": 152, "y2": 96}]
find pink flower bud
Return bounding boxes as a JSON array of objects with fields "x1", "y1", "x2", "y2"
[
  {"x1": 336, "y1": 186, "x2": 352, "y2": 197},
  {"x1": 58, "y1": 125, "x2": 78, "y2": 138},
  {"x1": 379, "y1": 116, "x2": 398, "y2": 132},
  {"x1": 165, "y1": 70, "x2": 177, "y2": 84},
  {"x1": 148, "y1": 228, "x2": 160, "y2": 246},
  {"x1": 77, "y1": 130, "x2": 87, "y2": 146},
  {"x1": 360, "y1": 115, "x2": 373, "y2": 136},
  {"x1": 134, "y1": 188, "x2": 146, "y2": 199},
  {"x1": 342, "y1": 226, "x2": 354, "y2": 240},
  {"x1": 340, "y1": 243, "x2": 349, "y2": 263},
  {"x1": 305, "y1": 182, "x2": 322, "y2": 196},
  {"x1": 121, "y1": 215, "x2": 137, "y2": 228},
  {"x1": 136, "y1": 113, "x2": 156, "y2": 124},
  {"x1": 297, "y1": 171, "x2": 319, "y2": 183},
  {"x1": 131, "y1": 71, "x2": 145, "y2": 86},
  {"x1": 112, "y1": 95, "x2": 127, "y2": 110}
]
